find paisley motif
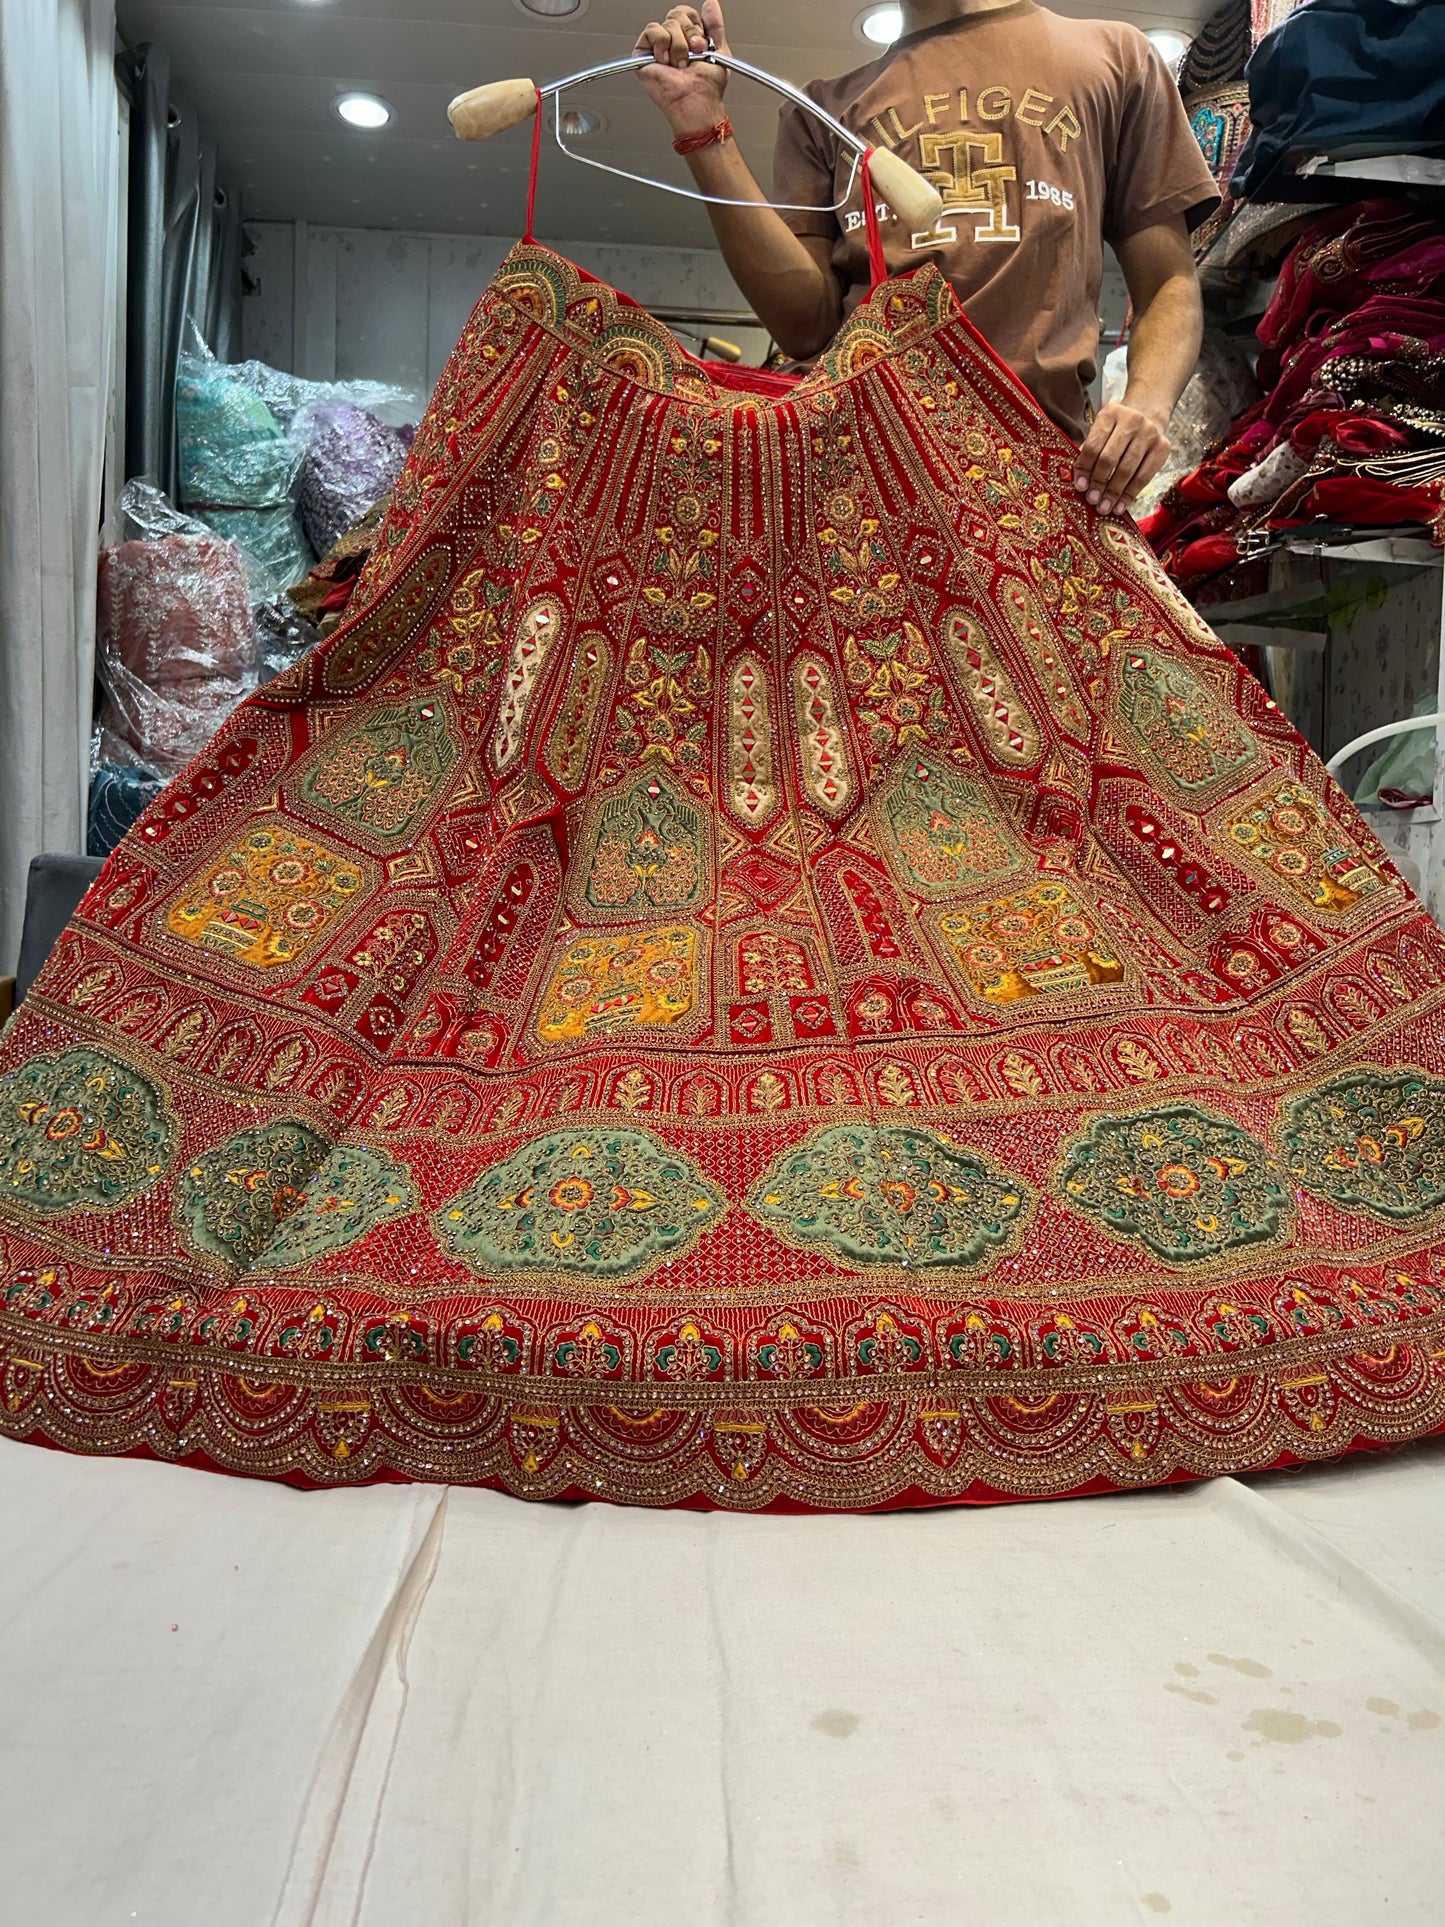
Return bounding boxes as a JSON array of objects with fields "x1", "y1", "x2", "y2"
[
  {"x1": 437, "y1": 1128, "x2": 723, "y2": 1278},
  {"x1": 748, "y1": 1124, "x2": 1031, "y2": 1270},
  {"x1": 262, "y1": 1144, "x2": 419, "y2": 1268},
  {"x1": 1281, "y1": 1069, "x2": 1445, "y2": 1222},
  {"x1": 178, "y1": 1120, "x2": 330, "y2": 1268},
  {"x1": 300, "y1": 700, "x2": 456, "y2": 839},
  {"x1": 0, "y1": 1050, "x2": 176, "y2": 1213},
  {"x1": 1059, "y1": 1105, "x2": 1291, "y2": 1265}
]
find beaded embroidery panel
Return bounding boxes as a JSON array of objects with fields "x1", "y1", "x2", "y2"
[{"x1": 2, "y1": 243, "x2": 1444, "y2": 1509}]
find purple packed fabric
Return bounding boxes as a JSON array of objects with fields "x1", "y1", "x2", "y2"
[{"x1": 294, "y1": 402, "x2": 411, "y2": 557}]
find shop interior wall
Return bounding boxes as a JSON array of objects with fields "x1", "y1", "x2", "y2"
[
  {"x1": 243, "y1": 219, "x2": 1127, "y2": 401},
  {"x1": 241, "y1": 221, "x2": 772, "y2": 391},
  {"x1": 1269, "y1": 564, "x2": 1443, "y2": 777}
]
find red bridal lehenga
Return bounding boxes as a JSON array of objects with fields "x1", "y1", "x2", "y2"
[{"x1": 3, "y1": 241, "x2": 1445, "y2": 1509}]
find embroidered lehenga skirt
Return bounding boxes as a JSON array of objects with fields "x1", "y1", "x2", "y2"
[{"x1": 4, "y1": 245, "x2": 1445, "y2": 1509}]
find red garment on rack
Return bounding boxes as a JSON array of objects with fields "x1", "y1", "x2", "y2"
[{"x1": 3, "y1": 246, "x2": 1445, "y2": 1508}]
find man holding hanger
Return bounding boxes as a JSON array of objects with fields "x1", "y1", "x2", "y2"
[{"x1": 634, "y1": 0, "x2": 1219, "y2": 519}]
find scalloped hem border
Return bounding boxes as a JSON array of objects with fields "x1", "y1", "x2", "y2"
[{"x1": 3, "y1": 1343, "x2": 1444, "y2": 1511}]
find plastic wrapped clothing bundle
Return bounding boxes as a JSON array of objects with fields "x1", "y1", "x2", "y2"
[
  {"x1": 253, "y1": 593, "x2": 323, "y2": 685},
  {"x1": 293, "y1": 403, "x2": 412, "y2": 557},
  {"x1": 95, "y1": 483, "x2": 260, "y2": 777},
  {"x1": 210, "y1": 358, "x2": 421, "y2": 434},
  {"x1": 87, "y1": 762, "x2": 164, "y2": 858},
  {"x1": 175, "y1": 353, "x2": 314, "y2": 600}
]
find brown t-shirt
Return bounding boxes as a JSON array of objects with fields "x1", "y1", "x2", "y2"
[{"x1": 773, "y1": 1, "x2": 1220, "y2": 440}]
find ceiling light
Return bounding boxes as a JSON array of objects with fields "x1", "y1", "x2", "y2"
[
  {"x1": 514, "y1": 0, "x2": 587, "y2": 17},
  {"x1": 334, "y1": 92, "x2": 393, "y2": 130},
  {"x1": 560, "y1": 108, "x2": 603, "y2": 138},
  {"x1": 1146, "y1": 28, "x2": 1192, "y2": 69},
  {"x1": 856, "y1": 4, "x2": 902, "y2": 45}
]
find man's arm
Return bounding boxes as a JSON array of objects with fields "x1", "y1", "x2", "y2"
[
  {"x1": 1073, "y1": 216, "x2": 1204, "y2": 517},
  {"x1": 636, "y1": 1, "x2": 842, "y2": 357}
]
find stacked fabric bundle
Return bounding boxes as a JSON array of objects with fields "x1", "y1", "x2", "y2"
[
  {"x1": 1178, "y1": 0, "x2": 1254, "y2": 264},
  {"x1": 94, "y1": 527, "x2": 258, "y2": 776},
  {"x1": 293, "y1": 404, "x2": 411, "y2": 557},
  {"x1": 175, "y1": 361, "x2": 315, "y2": 602},
  {"x1": 89, "y1": 519, "x2": 262, "y2": 856},
  {"x1": 1141, "y1": 200, "x2": 1445, "y2": 587}
]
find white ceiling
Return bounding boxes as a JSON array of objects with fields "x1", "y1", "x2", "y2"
[{"x1": 117, "y1": 0, "x2": 1220, "y2": 248}]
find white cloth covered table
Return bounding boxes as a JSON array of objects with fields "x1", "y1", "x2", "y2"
[{"x1": 2, "y1": 1435, "x2": 1442, "y2": 1924}]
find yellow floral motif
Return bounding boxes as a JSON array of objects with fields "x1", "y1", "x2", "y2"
[
  {"x1": 166, "y1": 827, "x2": 362, "y2": 970},
  {"x1": 1226, "y1": 781, "x2": 1384, "y2": 915},
  {"x1": 939, "y1": 881, "x2": 1124, "y2": 1004},
  {"x1": 538, "y1": 926, "x2": 698, "y2": 1043}
]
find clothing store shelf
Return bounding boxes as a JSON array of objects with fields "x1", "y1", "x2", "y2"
[
  {"x1": 1283, "y1": 530, "x2": 1442, "y2": 568},
  {"x1": 1296, "y1": 153, "x2": 1445, "y2": 192},
  {"x1": 1212, "y1": 619, "x2": 1325, "y2": 651}
]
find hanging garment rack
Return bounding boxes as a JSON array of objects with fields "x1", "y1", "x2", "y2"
[{"x1": 447, "y1": 50, "x2": 945, "y2": 237}]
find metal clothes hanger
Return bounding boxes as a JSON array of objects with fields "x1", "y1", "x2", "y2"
[{"x1": 447, "y1": 48, "x2": 945, "y2": 237}]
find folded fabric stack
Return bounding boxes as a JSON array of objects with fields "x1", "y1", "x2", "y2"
[
  {"x1": 1179, "y1": 0, "x2": 1254, "y2": 265},
  {"x1": 90, "y1": 524, "x2": 261, "y2": 855},
  {"x1": 175, "y1": 364, "x2": 314, "y2": 602},
  {"x1": 1141, "y1": 200, "x2": 1445, "y2": 587},
  {"x1": 294, "y1": 403, "x2": 411, "y2": 557},
  {"x1": 95, "y1": 530, "x2": 259, "y2": 774}
]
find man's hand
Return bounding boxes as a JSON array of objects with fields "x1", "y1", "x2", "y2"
[
  {"x1": 1076, "y1": 217, "x2": 1202, "y2": 517},
  {"x1": 635, "y1": 1, "x2": 730, "y2": 136},
  {"x1": 1072, "y1": 401, "x2": 1171, "y2": 518}
]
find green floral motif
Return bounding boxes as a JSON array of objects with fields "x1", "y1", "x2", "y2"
[
  {"x1": 436, "y1": 1128, "x2": 724, "y2": 1279},
  {"x1": 880, "y1": 756, "x2": 1021, "y2": 898},
  {"x1": 301, "y1": 700, "x2": 456, "y2": 839},
  {"x1": 0, "y1": 1049, "x2": 177, "y2": 1213},
  {"x1": 1281, "y1": 1069, "x2": 1445, "y2": 1222},
  {"x1": 1059, "y1": 1105, "x2": 1291, "y2": 1265},
  {"x1": 747, "y1": 1124, "x2": 1031, "y2": 1270},
  {"x1": 1117, "y1": 649, "x2": 1259, "y2": 793},
  {"x1": 178, "y1": 1120, "x2": 330, "y2": 1268},
  {"x1": 262, "y1": 1144, "x2": 418, "y2": 1268}
]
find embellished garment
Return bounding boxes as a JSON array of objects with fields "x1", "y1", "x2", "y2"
[{"x1": 4, "y1": 243, "x2": 1445, "y2": 1509}]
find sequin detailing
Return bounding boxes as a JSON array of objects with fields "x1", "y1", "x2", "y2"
[
  {"x1": 438, "y1": 1128, "x2": 723, "y2": 1278},
  {"x1": 748, "y1": 1124, "x2": 1031, "y2": 1270}
]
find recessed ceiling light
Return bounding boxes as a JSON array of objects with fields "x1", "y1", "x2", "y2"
[
  {"x1": 514, "y1": 0, "x2": 587, "y2": 17},
  {"x1": 560, "y1": 107, "x2": 603, "y2": 138},
  {"x1": 856, "y1": 5, "x2": 902, "y2": 47},
  {"x1": 334, "y1": 92, "x2": 393, "y2": 130},
  {"x1": 1146, "y1": 28, "x2": 1192, "y2": 68}
]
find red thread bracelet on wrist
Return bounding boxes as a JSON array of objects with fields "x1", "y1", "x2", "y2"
[{"x1": 673, "y1": 116, "x2": 733, "y2": 157}]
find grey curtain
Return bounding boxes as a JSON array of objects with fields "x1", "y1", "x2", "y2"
[
  {"x1": 120, "y1": 42, "x2": 242, "y2": 495},
  {"x1": 0, "y1": 0, "x2": 121, "y2": 969}
]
